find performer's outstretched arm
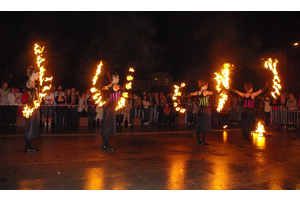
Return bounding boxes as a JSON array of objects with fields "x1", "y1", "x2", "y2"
[
  {"x1": 251, "y1": 82, "x2": 268, "y2": 98},
  {"x1": 189, "y1": 90, "x2": 200, "y2": 96},
  {"x1": 231, "y1": 88, "x2": 245, "y2": 98},
  {"x1": 203, "y1": 90, "x2": 213, "y2": 96}
]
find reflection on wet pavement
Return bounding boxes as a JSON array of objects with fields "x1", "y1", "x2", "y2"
[{"x1": 1, "y1": 125, "x2": 300, "y2": 190}]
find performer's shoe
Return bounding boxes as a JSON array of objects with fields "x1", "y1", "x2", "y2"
[
  {"x1": 197, "y1": 141, "x2": 202, "y2": 145},
  {"x1": 102, "y1": 146, "x2": 116, "y2": 151},
  {"x1": 105, "y1": 147, "x2": 116, "y2": 151},
  {"x1": 201, "y1": 142, "x2": 209, "y2": 145},
  {"x1": 25, "y1": 147, "x2": 38, "y2": 152}
]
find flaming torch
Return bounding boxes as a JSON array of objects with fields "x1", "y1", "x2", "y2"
[
  {"x1": 90, "y1": 61, "x2": 106, "y2": 107},
  {"x1": 214, "y1": 63, "x2": 233, "y2": 113},
  {"x1": 173, "y1": 83, "x2": 186, "y2": 113},
  {"x1": 264, "y1": 58, "x2": 282, "y2": 99},
  {"x1": 23, "y1": 43, "x2": 53, "y2": 118},
  {"x1": 115, "y1": 67, "x2": 135, "y2": 111}
]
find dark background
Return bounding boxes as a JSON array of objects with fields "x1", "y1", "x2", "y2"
[{"x1": 0, "y1": 11, "x2": 299, "y2": 93}]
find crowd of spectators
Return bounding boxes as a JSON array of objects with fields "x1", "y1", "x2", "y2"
[{"x1": 1, "y1": 81, "x2": 300, "y2": 129}]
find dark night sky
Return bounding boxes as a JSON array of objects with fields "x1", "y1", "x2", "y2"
[{"x1": 1, "y1": 11, "x2": 300, "y2": 93}]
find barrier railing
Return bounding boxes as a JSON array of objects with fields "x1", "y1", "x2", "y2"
[{"x1": 271, "y1": 106, "x2": 299, "y2": 125}]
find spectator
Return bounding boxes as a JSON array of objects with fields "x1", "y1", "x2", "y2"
[
  {"x1": 54, "y1": 85, "x2": 64, "y2": 97},
  {"x1": 163, "y1": 102, "x2": 171, "y2": 125},
  {"x1": 78, "y1": 92, "x2": 87, "y2": 118},
  {"x1": 0, "y1": 82, "x2": 9, "y2": 125},
  {"x1": 142, "y1": 95, "x2": 151, "y2": 125},
  {"x1": 153, "y1": 92, "x2": 160, "y2": 125},
  {"x1": 65, "y1": 89, "x2": 73, "y2": 126},
  {"x1": 86, "y1": 89, "x2": 95, "y2": 126},
  {"x1": 148, "y1": 92, "x2": 154, "y2": 124},
  {"x1": 133, "y1": 94, "x2": 141, "y2": 117},
  {"x1": 71, "y1": 88, "x2": 79, "y2": 126},
  {"x1": 166, "y1": 92, "x2": 175, "y2": 125},
  {"x1": 55, "y1": 90, "x2": 65, "y2": 126},
  {"x1": 43, "y1": 90, "x2": 54, "y2": 127},
  {"x1": 264, "y1": 96, "x2": 272, "y2": 126},
  {"x1": 157, "y1": 98, "x2": 165, "y2": 125},
  {"x1": 186, "y1": 97, "x2": 193, "y2": 125},
  {"x1": 192, "y1": 100, "x2": 198, "y2": 124},
  {"x1": 7, "y1": 87, "x2": 18, "y2": 126},
  {"x1": 122, "y1": 95, "x2": 132, "y2": 126},
  {"x1": 116, "y1": 108, "x2": 123, "y2": 126},
  {"x1": 279, "y1": 94, "x2": 287, "y2": 128},
  {"x1": 286, "y1": 93, "x2": 297, "y2": 129},
  {"x1": 95, "y1": 105, "x2": 103, "y2": 126},
  {"x1": 15, "y1": 87, "x2": 23, "y2": 116}
]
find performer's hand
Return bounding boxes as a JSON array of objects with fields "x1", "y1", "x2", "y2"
[
  {"x1": 230, "y1": 88, "x2": 237, "y2": 93},
  {"x1": 261, "y1": 82, "x2": 268, "y2": 92}
]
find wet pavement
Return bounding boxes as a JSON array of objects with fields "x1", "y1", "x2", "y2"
[{"x1": 1, "y1": 123, "x2": 300, "y2": 190}]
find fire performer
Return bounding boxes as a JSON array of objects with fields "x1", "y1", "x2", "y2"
[
  {"x1": 187, "y1": 80, "x2": 213, "y2": 145},
  {"x1": 231, "y1": 82, "x2": 268, "y2": 141},
  {"x1": 101, "y1": 70, "x2": 122, "y2": 151},
  {"x1": 24, "y1": 66, "x2": 40, "y2": 152}
]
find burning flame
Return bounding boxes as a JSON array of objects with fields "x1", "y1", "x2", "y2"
[
  {"x1": 115, "y1": 67, "x2": 135, "y2": 111},
  {"x1": 92, "y1": 61, "x2": 103, "y2": 86},
  {"x1": 129, "y1": 67, "x2": 135, "y2": 72},
  {"x1": 214, "y1": 63, "x2": 233, "y2": 112},
  {"x1": 126, "y1": 75, "x2": 134, "y2": 81},
  {"x1": 122, "y1": 92, "x2": 129, "y2": 98},
  {"x1": 23, "y1": 43, "x2": 52, "y2": 118},
  {"x1": 216, "y1": 92, "x2": 228, "y2": 113},
  {"x1": 264, "y1": 58, "x2": 281, "y2": 99},
  {"x1": 90, "y1": 61, "x2": 106, "y2": 107},
  {"x1": 254, "y1": 121, "x2": 266, "y2": 134},
  {"x1": 223, "y1": 125, "x2": 228, "y2": 129},
  {"x1": 173, "y1": 83, "x2": 186, "y2": 113},
  {"x1": 125, "y1": 82, "x2": 132, "y2": 90},
  {"x1": 115, "y1": 97, "x2": 126, "y2": 111}
]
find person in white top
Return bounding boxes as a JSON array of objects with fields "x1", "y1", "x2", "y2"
[
  {"x1": 264, "y1": 96, "x2": 272, "y2": 126},
  {"x1": 0, "y1": 82, "x2": 9, "y2": 125},
  {"x1": 95, "y1": 105, "x2": 103, "y2": 126},
  {"x1": 43, "y1": 90, "x2": 54, "y2": 126}
]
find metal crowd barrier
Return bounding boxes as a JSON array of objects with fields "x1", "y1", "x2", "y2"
[
  {"x1": 228, "y1": 106, "x2": 242, "y2": 121},
  {"x1": 271, "y1": 106, "x2": 299, "y2": 125}
]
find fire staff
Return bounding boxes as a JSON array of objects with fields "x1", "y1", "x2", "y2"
[
  {"x1": 24, "y1": 66, "x2": 40, "y2": 152},
  {"x1": 188, "y1": 80, "x2": 213, "y2": 145},
  {"x1": 231, "y1": 82, "x2": 268, "y2": 141}
]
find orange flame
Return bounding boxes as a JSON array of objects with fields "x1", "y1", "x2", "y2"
[
  {"x1": 126, "y1": 75, "x2": 134, "y2": 81},
  {"x1": 90, "y1": 61, "x2": 106, "y2": 107},
  {"x1": 23, "y1": 43, "x2": 52, "y2": 118},
  {"x1": 122, "y1": 92, "x2": 129, "y2": 98},
  {"x1": 115, "y1": 67, "x2": 135, "y2": 111},
  {"x1": 129, "y1": 67, "x2": 135, "y2": 72},
  {"x1": 214, "y1": 63, "x2": 233, "y2": 112},
  {"x1": 115, "y1": 97, "x2": 126, "y2": 111},
  {"x1": 254, "y1": 121, "x2": 266, "y2": 134},
  {"x1": 173, "y1": 83, "x2": 186, "y2": 113},
  {"x1": 264, "y1": 58, "x2": 281, "y2": 99},
  {"x1": 125, "y1": 82, "x2": 132, "y2": 90},
  {"x1": 92, "y1": 61, "x2": 103, "y2": 86}
]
